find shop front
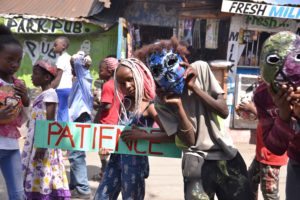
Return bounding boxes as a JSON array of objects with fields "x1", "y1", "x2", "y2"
[
  {"x1": 1, "y1": 16, "x2": 118, "y2": 87},
  {"x1": 222, "y1": 0, "x2": 300, "y2": 132}
]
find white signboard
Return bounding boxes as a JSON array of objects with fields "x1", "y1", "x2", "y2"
[{"x1": 222, "y1": 0, "x2": 300, "y2": 20}]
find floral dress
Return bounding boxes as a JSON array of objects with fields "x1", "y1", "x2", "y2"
[{"x1": 22, "y1": 88, "x2": 70, "y2": 200}]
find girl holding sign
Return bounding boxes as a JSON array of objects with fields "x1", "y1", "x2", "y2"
[
  {"x1": 94, "y1": 58, "x2": 173, "y2": 200},
  {"x1": 21, "y1": 60, "x2": 70, "y2": 199}
]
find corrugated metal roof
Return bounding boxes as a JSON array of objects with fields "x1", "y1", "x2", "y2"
[{"x1": 0, "y1": 0, "x2": 104, "y2": 19}]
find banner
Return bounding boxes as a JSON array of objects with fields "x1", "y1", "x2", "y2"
[
  {"x1": 1, "y1": 17, "x2": 103, "y2": 35},
  {"x1": 222, "y1": 0, "x2": 300, "y2": 20},
  {"x1": 34, "y1": 120, "x2": 182, "y2": 158}
]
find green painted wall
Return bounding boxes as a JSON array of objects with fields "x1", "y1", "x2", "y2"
[
  {"x1": 0, "y1": 17, "x2": 118, "y2": 87},
  {"x1": 11, "y1": 25, "x2": 118, "y2": 88}
]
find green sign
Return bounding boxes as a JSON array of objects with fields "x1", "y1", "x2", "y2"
[
  {"x1": 34, "y1": 120, "x2": 182, "y2": 158},
  {"x1": 2, "y1": 17, "x2": 103, "y2": 34}
]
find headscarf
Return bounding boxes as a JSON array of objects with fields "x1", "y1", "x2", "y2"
[
  {"x1": 34, "y1": 60, "x2": 57, "y2": 77},
  {"x1": 104, "y1": 57, "x2": 119, "y2": 73}
]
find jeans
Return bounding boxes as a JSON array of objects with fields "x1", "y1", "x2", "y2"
[
  {"x1": 68, "y1": 113, "x2": 91, "y2": 195},
  {"x1": 68, "y1": 150, "x2": 91, "y2": 195},
  {"x1": 0, "y1": 149, "x2": 24, "y2": 200},
  {"x1": 56, "y1": 88, "x2": 71, "y2": 122},
  {"x1": 286, "y1": 159, "x2": 300, "y2": 200}
]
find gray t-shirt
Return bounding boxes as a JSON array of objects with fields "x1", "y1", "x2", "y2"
[{"x1": 155, "y1": 61, "x2": 237, "y2": 160}]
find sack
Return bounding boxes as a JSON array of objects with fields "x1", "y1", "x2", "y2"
[{"x1": 182, "y1": 152, "x2": 204, "y2": 179}]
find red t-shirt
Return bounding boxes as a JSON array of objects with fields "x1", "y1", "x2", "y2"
[
  {"x1": 253, "y1": 83, "x2": 288, "y2": 166},
  {"x1": 99, "y1": 79, "x2": 120, "y2": 125}
]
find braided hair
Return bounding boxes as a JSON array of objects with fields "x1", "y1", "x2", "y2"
[
  {"x1": 114, "y1": 58, "x2": 155, "y2": 123},
  {"x1": 134, "y1": 36, "x2": 189, "y2": 64}
]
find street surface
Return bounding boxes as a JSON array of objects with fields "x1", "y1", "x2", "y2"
[{"x1": 0, "y1": 138, "x2": 286, "y2": 200}]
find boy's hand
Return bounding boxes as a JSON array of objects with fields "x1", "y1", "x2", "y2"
[
  {"x1": 238, "y1": 101, "x2": 256, "y2": 114},
  {"x1": 268, "y1": 84, "x2": 292, "y2": 122},
  {"x1": 156, "y1": 88, "x2": 183, "y2": 109},
  {"x1": 0, "y1": 105, "x2": 15, "y2": 120},
  {"x1": 162, "y1": 92, "x2": 183, "y2": 108},
  {"x1": 180, "y1": 62, "x2": 197, "y2": 91},
  {"x1": 14, "y1": 82, "x2": 30, "y2": 107},
  {"x1": 289, "y1": 87, "x2": 300, "y2": 118},
  {"x1": 293, "y1": 103, "x2": 300, "y2": 118}
]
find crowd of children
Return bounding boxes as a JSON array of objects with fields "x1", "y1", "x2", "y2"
[{"x1": 1, "y1": 23, "x2": 300, "y2": 200}]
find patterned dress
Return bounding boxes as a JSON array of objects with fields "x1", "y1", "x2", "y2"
[{"x1": 22, "y1": 88, "x2": 70, "y2": 200}]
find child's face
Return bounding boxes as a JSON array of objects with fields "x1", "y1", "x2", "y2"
[
  {"x1": 99, "y1": 62, "x2": 111, "y2": 80},
  {"x1": 116, "y1": 66, "x2": 135, "y2": 97},
  {"x1": 53, "y1": 39, "x2": 65, "y2": 54},
  {"x1": 0, "y1": 44, "x2": 22, "y2": 77},
  {"x1": 31, "y1": 66, "x2": 47, "y2": 87}
]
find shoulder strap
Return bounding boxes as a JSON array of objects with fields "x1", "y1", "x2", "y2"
[{"x1": 141, "y1": 101, "x2": 153, "y2": 115}]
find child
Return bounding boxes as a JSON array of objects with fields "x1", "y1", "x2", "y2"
[
  {"x1": 0, "y1": 25, "x2": 29, "y2": 200},
  {"x1": 258, "y1": 31, "x2": 300, "y2": 200},
  {"x1": 134, "y1": 37, "x2": 254, "y2": 200},
  {"x1": 94, "y1": 58, "x2": 172, "y2": 200},
  {"x1": 68, "y1": 51, "x2": 93, "y2": 122},
  {"x1": 93, "y1": 57, "x2": 120, "y2": 182},
  {"x1": 51, "y1": 36, "x2": 72, "y2": 122},
  {"x1": 245, "y1": 82, "x2": 288, "y2": 200},
  {"x1": 236, "y1": 84, "x2": 288, "y2": 200},
  {"x1": 67, "y1": 51, "x2": 93, "y2": 199},
  {"x1": 21, "y1": 60, "x2": 70, "y2": 199}
]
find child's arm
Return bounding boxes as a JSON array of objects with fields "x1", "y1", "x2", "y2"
[
  {"x1": 50, "y1": 69, "x2": 63, "y2": 89},
  {"x1": 121, "y1": 104, "x2": 175, "y2": 143},
  {"x1": 182, "y1": 62, "x2": 228, "y2": 119},
  {"x1": 0, "y1": 105, "x2": 15, "y2": 120},
  {"x1": 45, "y1": 102, "x2": 56, "y2": 120},
  {"x1": 93, "y1": 102, "x2": 112, "y2": 123},
  {"x1": 94, "y1": 81, "x2": 114, "y2": 123},
  {"x1": 257, "y1": 85, "x2": 293, "y2": 155},
  {"x1": 237, "y1": 101, "x2": 257, "y2": 116},
  {"x1": 14, "y1": 82, "x2": 30, "y2": 107},
  {"x1": 162, "y1": 94, "x2": 195, "y2": 146}
]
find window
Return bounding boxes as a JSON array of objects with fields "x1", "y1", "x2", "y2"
[{"x1": 238, "y1": 30, "x2": 270, "y2": 67}]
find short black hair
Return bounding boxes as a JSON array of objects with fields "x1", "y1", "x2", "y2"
[
  {"x1": 56, "y1": 36, "x2": 70, "y2": 49},
  {"x1": 0, "y1": 25, "x2": 22, "y2": 52}
]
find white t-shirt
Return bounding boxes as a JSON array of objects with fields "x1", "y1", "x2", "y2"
[
  {"x1": 56, "y1": 51, "x2": 72, "y2": 89},
  {"x1": 0, "y1": 136, "x2": 19, "y2": 149}
]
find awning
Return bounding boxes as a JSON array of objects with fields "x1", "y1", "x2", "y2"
[{"x1": 0, "y1": 0, "x2": 106, "y2": 20}]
